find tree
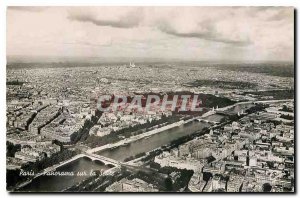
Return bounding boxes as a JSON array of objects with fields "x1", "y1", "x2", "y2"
[
  {"x1": 165, "y1": 177, "x2": 173, "y2": 191},
  {"x1": 263, "y1": 183, "x2": 272, "y2": 192},
  {"x1": 6, "y1": 142, "x2": 21, "y2": 157}
]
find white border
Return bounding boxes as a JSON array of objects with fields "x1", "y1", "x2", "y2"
[
  {"x1": 1, "y1": 0, "x2": 298, "y2": 197},
  {"x1": 1, "y1": 0, "x2": 299, "y2": 6}
]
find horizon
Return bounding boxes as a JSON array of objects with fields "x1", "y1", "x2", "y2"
[{"x1": 6, "y1": 55, "x2": 295, "y2": 64}]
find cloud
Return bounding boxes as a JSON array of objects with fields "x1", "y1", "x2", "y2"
[
  {"x1": 266, "y1": 8, "x2": 294, "y2": 21},
  {"x1": 61, "y1": 40, "x2": 112, "y2": 47},
  {"x1": 7, "y1": 7, "x2": 294, "y2": 61},
  {"x1": 157, "y1": 21, "x2": 252, "y2": 46},
  {"x1": 68, "y1": 10, "x2": 142, "y2": 28},
  {"x1": 8, "y1": 6, "x2": 47, "y2": 12}
]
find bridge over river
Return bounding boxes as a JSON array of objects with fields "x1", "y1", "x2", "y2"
[
  {"x1": 195, "y1": 118, "x2": 219, "y2": 124},
  {"x1": 37, "y1": 153, "x2": 121, "y2": 178}
]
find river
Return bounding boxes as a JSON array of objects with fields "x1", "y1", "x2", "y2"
[
  {"x1": 96, "y1": 103, "x2": 254, "y2": 162},
  {"x1": 228, "y1": 103, "x2": 254, "y2": 113},
  {"x1": 19, "y1": 157, "x2": 110, "y2": 192},
  {"x1": 19, "y1": 103, "x2": 254, "y2": 191}
]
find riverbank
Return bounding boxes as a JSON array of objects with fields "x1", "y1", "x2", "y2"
[
  {"x1": 13, "y1": 154, "x2": 83, "y2": 191},
  {"x1": 86, "y1": 119, "x2": 188, "y2": 154},
  {"x1": 15, "y1": 155, "x2": 116, "y2": 192},
  {"x1": 86, "y1": 99, "x2": 276, "y2": 154},
  {"x1": 124, "y1": 118, "x2": 228, "y2": 166}
]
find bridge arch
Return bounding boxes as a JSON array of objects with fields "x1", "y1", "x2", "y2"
[
  {"x1": 93, "y1": 159, "x2": 105, "y2": 165},
  {"x1": 106, "y1": 164, "x2": 115, "y2": 168},
  {"x1": 82, "y1": 156, "x2": 92, "y2": 161}
]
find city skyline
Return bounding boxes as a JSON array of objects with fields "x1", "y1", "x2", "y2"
[{"x1": 7, "y1": 6, "x2": 294, "y2": 62}]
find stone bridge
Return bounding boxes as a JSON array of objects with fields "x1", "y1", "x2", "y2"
[
  {"x1": 83, "y1": 152, "x2": 120, "y2": 167},
  {"x1": 196, "y1": 118, "x2": 219, "y2": 125}
]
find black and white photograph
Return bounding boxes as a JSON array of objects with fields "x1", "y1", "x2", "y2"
[{"x1": 5, "y1": 5, "x2": 295, "y2": 193}]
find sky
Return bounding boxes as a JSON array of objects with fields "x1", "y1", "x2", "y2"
[{"x1": 7, "y1": 6, "x2": 294, "y2": 62}]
